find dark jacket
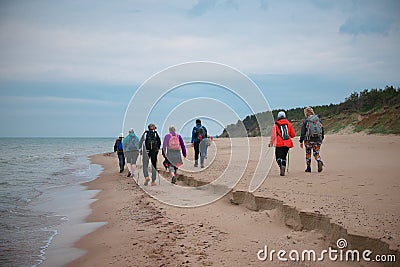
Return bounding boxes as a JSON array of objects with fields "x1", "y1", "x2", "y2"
[
  {"x1": 191, "y1": 124, "x2": 207, "y2": 143},
  {"x1": 114, "y1": 137, "x2": 124, "y2": 153},
  {"x1": 139, "y1": 130, "x2": 161, "y2": 152}
]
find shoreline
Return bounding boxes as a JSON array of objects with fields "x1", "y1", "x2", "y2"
[
  {"x1": 59, "y1": 134, "x2": 399, "y2": 266},
  {"x1": 39, "y1": 163, "x2": 104, "y2": 267}
]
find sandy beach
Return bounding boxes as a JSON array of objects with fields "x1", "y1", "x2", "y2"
[{"x1": 62, "y1": 134, "x2": 399, "y2": 267}]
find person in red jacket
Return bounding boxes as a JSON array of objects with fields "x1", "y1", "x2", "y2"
[{"x1": 269, "y1": 111, "x2": 296, "y2": 176}]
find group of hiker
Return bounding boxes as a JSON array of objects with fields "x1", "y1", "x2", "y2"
[
  {"x1": 269, "y1": 106, "x2": 324, "y2": 176},
  {"x1": 114, "y1": 107, "x2": 324, "y2": 183},
  {"x1": 114, "y1": 119, "x2": 209, "y2": 185}
]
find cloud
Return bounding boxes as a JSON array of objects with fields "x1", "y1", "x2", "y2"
[
  {"x1": 0, "y1": 95, "x2": 118, "y2": 107},
  {"x1": 339, "y1": 15, "x2": 394, "y2": 36},
  {"x1": 259, "y1": 0, "x2": 268, "y2": 10},
  {"x1": 1, "y1": 0, "x2": 398, "y2": 86},
  {"x1": 309, "y1": 0, "x2": 334, "y2": 10},
  {"x1": 0, "y1": 2, "x2": 399, "y2": 105},
  {"x1": 337, "y1": 0, "x2": 400, "y2": 36},
  {"x1": 188, "y1": 0, "x2": 217, "y2": 16}
]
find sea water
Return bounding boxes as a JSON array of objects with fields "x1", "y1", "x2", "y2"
[{"x1": 0, "y1": 138, "x2": 113, "y2": 267}]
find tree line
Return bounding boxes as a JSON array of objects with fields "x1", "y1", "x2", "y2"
[
  {"x1": 272, "y1": 86, "x2": 400, "y2": 121},
  {"x1": 221, "y1": 86, "x2": 400, "y2": 137}
]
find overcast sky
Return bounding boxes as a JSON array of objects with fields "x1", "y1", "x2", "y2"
[{"x1": 0, "y1": 0, "x2": 399, "y2": 137}]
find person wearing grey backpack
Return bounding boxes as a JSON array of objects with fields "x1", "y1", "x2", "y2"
[
  {"x1": 122, "y1": 128, "x2": 140, "y2": 178},
  {"x1": 299, "y1": 107, "x2": 325, "y2": 173}
]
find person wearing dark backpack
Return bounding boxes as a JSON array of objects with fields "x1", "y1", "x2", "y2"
[
  {"x1": 122, "y1": 128, "x2": 140, "y2": 178},
  {"x1": 191, "y1": 119, "x2": 207, "y2": 167},
  {"x1": 139, "y1": 124, "x2": 161, "y2": 186},
  {"x1": 162, "y1": 125, "x2": 187, "y2": 184},
  {"x1": 113, "y1": 133, "x2": 125, "y2": 173},
  {"x1": 299, "y1": 107, "x2": 325, "y2": 173},
  {"x1": 269, "y1": 111, "x2": 296, "y2": 176}
]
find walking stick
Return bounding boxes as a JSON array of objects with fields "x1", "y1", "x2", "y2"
[
  {"x1": 137, "y1": 153, "x2": 141, "y2": 184},
  {"x1": 287, "y1": 150, "x2": 290, "y2": 173}
]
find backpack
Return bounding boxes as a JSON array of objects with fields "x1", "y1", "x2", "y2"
[
  {"x1": 197, "y1": 127, "x2": 205, "y2": 141},
  {"x1": 276, "y1": 122, "x2": 289, "y2": 140},
  {"x1": 306, "y1": 115, "x2": 323, "y2": 140},
  {"x1": 117, "y1": 140, "x2": 123, "y2": 151},
  {"x1": 168, "y1": 134, "x2": 181, "y2": 150},
  {"x1": 145, "y1": 131, "x2": 159, "y2": 151},
  {"x1": 127, "y1": 135, "x2": 139, "y2": 151}
]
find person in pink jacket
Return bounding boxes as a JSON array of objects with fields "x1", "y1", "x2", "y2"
[{"x1": 162, "y1": 125, "x2": 186, "y2": 184}]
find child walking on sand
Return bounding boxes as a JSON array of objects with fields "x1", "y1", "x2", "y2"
[
  {"x1": 269, "y1": 111, "x2": 296, "y2": 176},
  {"x1": 299, "y1": 107, "x2": 325, "y2": 172}
]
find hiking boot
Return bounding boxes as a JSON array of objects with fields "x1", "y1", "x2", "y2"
[
  {"x1": 194, "y1": 160, "x2": 198, "y2": 167},
  {"x1": 127, "y1": 172, "x2": 131, "y2": 177},
  {"x1": 276, "y1": 158, "x2": 282, "y2": 168},
  {"x1": 151, "y1": 182, "x2": 157, "y2": 186},
  {"x1": 171, "y1": 176, "x2": 176, "y2": 184},
  {"x1": 119, "y1": 169, "x2": 124, "y2": 173},
  {"x1": 305, "y1": 166, "x2": 311, "y2": 172},
  {"x1": 144, "y1": 177, "x2": 150, "y2": 186},
  {"x1": 201, "y1": 164, "x2": 204, "y2": 168},
  {"x1": 318, "y1": 161, "x2": 324, "y2": 172},
  {"x1": 280, "y1": 165, "x2": 286, "y2": 176}
]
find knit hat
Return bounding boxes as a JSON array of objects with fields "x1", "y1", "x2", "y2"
[{"x1": 277, "y1": 111, "x2": 286, "y2": 119}]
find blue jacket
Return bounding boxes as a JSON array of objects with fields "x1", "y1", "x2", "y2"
[{"x1": 122, "y1": 132, "x2": 140, "y2": 152}]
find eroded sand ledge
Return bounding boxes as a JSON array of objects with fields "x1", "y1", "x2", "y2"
[{"x1": 160, "y1": 168, "x2": 400, "y2": 264}]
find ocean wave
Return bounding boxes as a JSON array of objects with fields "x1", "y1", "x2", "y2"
[
  {"x1": 0, "y1": 158, "x2": 10, "y2": 165},
  {"x1": 0, "y1": 180, "x2": 10, "y2": 186},
  {"x1": 17, "y1": 197, "x2": 32, "y2": 204},
  {"x1": 34, "y1": 229, "x2": 58, "y2": 267},
  {"x1": 0, "y1": 137, "x2": 111, "y2": 266},
  {"x1": 51, "y1": 170, "x2": 70, "y2": 177}
]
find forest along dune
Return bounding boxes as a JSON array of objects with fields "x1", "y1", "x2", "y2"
[{"x1": 66, "y1": 133, "x2": 400, "y2": 267}]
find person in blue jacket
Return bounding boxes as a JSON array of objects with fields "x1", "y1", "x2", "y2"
[
  {"x1": 191, "y1": 119, "x2": 207, "y2": 167},
  {"x1": 113, "y1": 133, "x2": 125, "y2": 173}
]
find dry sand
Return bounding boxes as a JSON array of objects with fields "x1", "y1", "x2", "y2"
[{"x1": 61, "y1": 134, "x2": 399, "y2": 267}]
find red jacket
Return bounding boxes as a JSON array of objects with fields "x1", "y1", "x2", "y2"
[{"x1": 269, "y1": 118, "x2": 296, "y2": 148}]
